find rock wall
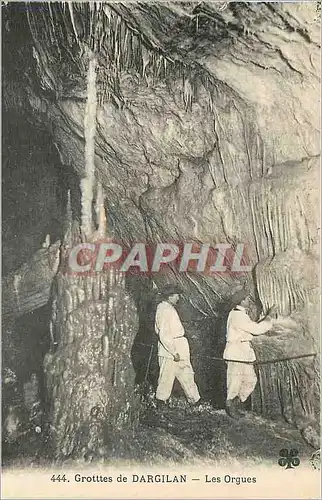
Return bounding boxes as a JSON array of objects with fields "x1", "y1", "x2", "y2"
[{"x1": 2, "y1": 1, "x2": 320, "y2": 444}]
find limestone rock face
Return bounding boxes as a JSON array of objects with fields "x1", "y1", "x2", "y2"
[
  {"x1": 19, "y1": 2, "x2": 319, "y2": 321},
  {"x1": 2, "y1": 1, "x2": 320, "y2": 452}
]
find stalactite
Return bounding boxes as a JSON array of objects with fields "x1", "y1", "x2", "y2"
[
  {"x1": 141, "y1": 44, "x2": 150, "y2": 79},
  {"x1": 249, "y1": 188, "x2": 261, "y2": 261},
  {"x1": 185, "y1": 274, "x2": 217, "y2": 316},
  {"x1": 13, "y1": 274, "x2": 21, "y2": 312},
  {"x1": 26, "y1": 1, "x2": 225, "y2": 115},
  {"x1": 123, "y1": 27, "x2": 131, "y2": 70},
  {"x1": 256, "y1": 248, "x2": 317, "y2": 318},
  {"x1": 259, "y1": 195, "x2": 269, "y2": 258},
  {"x1": 183, "y1": 76, "x2": 193, "y2": 111},
  {"x1": 271, "y1": 197, "x2": 282, "y2": 253},
  {"x1": 63, "y1": 189, "x2": 73, "y2": 246},
  {"x1": 68, "y1": 1, "x2": 80, "y2": 47},
  {"x1": 81, "y1": 52, "x2": 97, "y2": 238},
  {"x1": 275, "y1": 195, "x2": 282, "y2": 252},
  {"x1": 47, "y1": 2, "x2": 61, "y2": 57},
  {"x1": 257, "y1": 185, "x2": 267, "y2": 257},
  {"x1": 91, "y1": 181, "x2": 107, "y2": 239},
  {"x1": 286, "y1": 275, "x2": 295, "y2": 314}
]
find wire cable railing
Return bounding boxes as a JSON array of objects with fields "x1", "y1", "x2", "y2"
[{"x1": 135, "y1": 342, "x2": 317, "y2": 381}]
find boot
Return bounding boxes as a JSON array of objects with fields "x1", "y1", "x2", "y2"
[
  {"x1": 225, "y1": 397, "x2": 242, "y2": 419},
  {"x1": 190, "y1": 398, "x2": 206, "y2": 408},
  {"x1": 237, "y1": 397, "x2": 247, "y2": 416},
  {"x1": 156, "y1": 399, "x2": 168, "y2": 411}
]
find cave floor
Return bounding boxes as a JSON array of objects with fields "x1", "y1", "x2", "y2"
[
  {"x1": 124, "y1": 400, "x2": 314, "y2": 466},
  {"x1": 3, "y1": 400, "x2": 314, "y2": 468}
]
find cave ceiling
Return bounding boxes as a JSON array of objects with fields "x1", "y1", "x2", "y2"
[{"x1": 2, "y1": 1, "x2": 320, "y2": 314}]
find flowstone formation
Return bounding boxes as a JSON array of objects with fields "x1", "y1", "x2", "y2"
[{"x1": 44, "y1": 264, "x2": 139, "y2": 461}]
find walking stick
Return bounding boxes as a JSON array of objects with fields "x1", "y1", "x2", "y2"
[{"x1": 144, "y1": 344, "x2": 154, "y2": 382}]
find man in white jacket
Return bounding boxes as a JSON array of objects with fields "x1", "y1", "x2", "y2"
[
  {"x1": 224, "y1": 291, "x2": 275, "y2": 418},
  {"x1": 155, "y1": 285, "x2": 201, "y2": 408}
]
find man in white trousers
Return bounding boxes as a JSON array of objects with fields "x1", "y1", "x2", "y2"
[
  {"x1": 155, "y1": 284, "x2": 201, "y2": 409},
  {"x1": 224, "y1": 291, "x2": 275, "y2": 419}
]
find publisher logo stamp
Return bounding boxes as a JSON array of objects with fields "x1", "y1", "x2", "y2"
[{"x1": 278, "y1": 449, "x2": 300, "y2": 469}]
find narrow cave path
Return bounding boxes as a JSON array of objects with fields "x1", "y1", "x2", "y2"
[{"x1": 131, "y1": 401, "x2": 314, "y2": 466}]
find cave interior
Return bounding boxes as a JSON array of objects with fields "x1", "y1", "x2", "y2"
[{"x1": 2, "y1": 1, "x2": 320, "y2": 464}]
